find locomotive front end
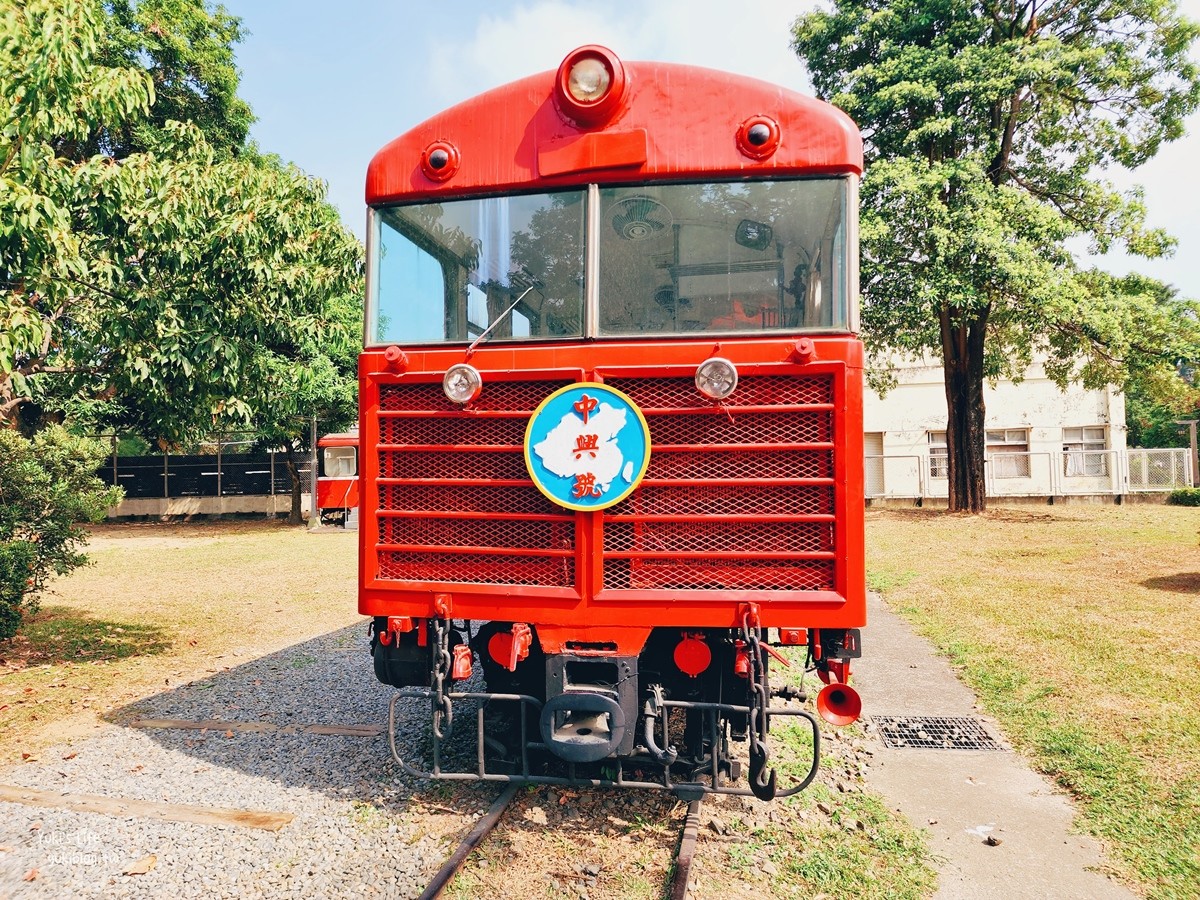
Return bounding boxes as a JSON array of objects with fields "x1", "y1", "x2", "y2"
[{"x1": 359, "y1": 48, "x2": 865, "y2": 798}]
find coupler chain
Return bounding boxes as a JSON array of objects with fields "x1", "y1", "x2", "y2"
[
  {"x1": 430, "y1": 619, "x2": 454, "y2": 740},
  {"x1": 741, "y1": 604, "x2": 777, "y2": 801}
]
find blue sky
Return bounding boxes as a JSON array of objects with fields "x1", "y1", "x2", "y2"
[{"x1": 232, "y1": 0, "x2": 1200, "y2": 301}]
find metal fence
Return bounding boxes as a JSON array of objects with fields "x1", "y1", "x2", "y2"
[
  {"x1": 94, "y1": 433, "x2": 323, "y2": 519},
  {"x1": 98, "y1": 450, "x2": 312, "y2": 499},
  {"x1": 866, "y1": 447, "x2": 1193, "y2": 501},
  {"x1": 1126, "y1": 448, "x2": 1194, "y2": 492}
]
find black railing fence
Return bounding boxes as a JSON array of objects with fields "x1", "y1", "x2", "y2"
[
  {"x1": 96, "y1": 445, "x2": 314, "y2": 500},
  {"x1": 97, "y1": 451, "x2": 310, "y2": 499}
]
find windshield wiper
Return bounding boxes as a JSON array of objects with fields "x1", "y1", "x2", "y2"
[{"x1": 466, "y1": 269, "x2": 544, "y2": 355}]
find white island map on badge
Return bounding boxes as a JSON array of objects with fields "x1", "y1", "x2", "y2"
[{"x1": 532, "y1": 401, "x2": 630, "y2": 494}]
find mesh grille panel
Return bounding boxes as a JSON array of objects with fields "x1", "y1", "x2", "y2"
[
  {"x1": 379, "y1": 381, "x2": 556, "y2": 412},
  {"x1": 647, "y1": 449, "x2": 833, "y2": 481},
  {"x1": 373, "y1": 378, "x2": 571, "y2": 588},
  {"x1": 610, "y1": 484, "x2": 834, "y2": 518},
  {"x1": 604, "y1": 558, "x2": 835, "y2": 591},
  {"x1": 648, "y1": 411, "x2": 830, "y2": 446},
  {"x1": 370, "y1": 372, "x2": 841, "y2": 595},
  {"x1": 607, "y1": 376, "x2": 832, "y2": 408},
  {"x1": 379, "y1": 415, "x2": 528, "y2": 447},
  {"x1": 605, "y1": 520, "x2": 832, "y2": 554},
  {"x1": 379, "y1": 484, "x2": 559, "y2": 515},
  {"x1": 380, "y1": 516, "x2": 574, "y2": 550},
  {"x1": 378, "y1": 551, "x2": 575, "y2": 587},
  {"x1": 379, "y1": 450, "x2": 528, "y2": 480}
]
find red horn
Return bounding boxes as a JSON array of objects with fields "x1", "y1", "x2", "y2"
[{"x1": 816, "y1": 682, "x2": 862, "y2": 727}]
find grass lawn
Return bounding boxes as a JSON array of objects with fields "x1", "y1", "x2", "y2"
[
  {"x1": 866, "y1": 503, "x2": 1200, "y2": 900},
  {"x1": 0, "y1": 520, "x2": 359, "y2": 763}
]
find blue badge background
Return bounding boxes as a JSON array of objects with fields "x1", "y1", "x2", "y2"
[{"x1": 524, "y1": 384, "x2": 651, "y2": 511}]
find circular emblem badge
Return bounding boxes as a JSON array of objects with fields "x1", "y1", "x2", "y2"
[{"x1": 524, "y1": 383, "x2": 651, "y2": 511}]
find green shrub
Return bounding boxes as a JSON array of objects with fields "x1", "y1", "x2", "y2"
[
  {"x1": 1167, "y1": 487, "x2": 1200, "y2": 507},
  {"x1": 0, "y1": 427, "x2": 123, "y2": 640}
]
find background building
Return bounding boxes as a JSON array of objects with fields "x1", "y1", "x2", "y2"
[{"x1": 863, "y1": 356, "x2": 1190, "y2": 501}]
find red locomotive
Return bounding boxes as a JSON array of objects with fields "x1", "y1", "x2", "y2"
[{"x1": 361, "y1": 46, "x2": 865, "y2": 799}]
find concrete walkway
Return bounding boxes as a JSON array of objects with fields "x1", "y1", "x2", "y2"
[{"x1": 854, "y1": 592, "x2": 1135, "y2": 900}]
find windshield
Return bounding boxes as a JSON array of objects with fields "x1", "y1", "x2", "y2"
[
  {"x1": 367, "y1": 178, "x2": 852, "y2": 345},
  {"x1": 598, "y1": 180, "x2": 849, "y2": 334},
  {"x1": 369, "y1": 191, "x2": 587, "y2": 344}
]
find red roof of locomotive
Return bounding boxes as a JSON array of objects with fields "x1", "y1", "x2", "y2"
[{"x1": 365, "y1": 54, "x2": 862, "y2": 205}]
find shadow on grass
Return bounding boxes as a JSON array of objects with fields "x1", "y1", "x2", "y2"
[
  {"x1": 4, "y1": 606, "x2": 172, "y2": 666},
  {"x1": 1140, "y1": 572, "x2": 1200, "y2": 594}
]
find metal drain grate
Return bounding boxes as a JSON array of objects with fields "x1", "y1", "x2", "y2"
[{"x1": 872, "y1": 715, "x2": 1004, "y2": 750}]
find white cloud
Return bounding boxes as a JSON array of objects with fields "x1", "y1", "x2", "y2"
[{"x1": 426, "y1": 0, "x2": 817, "y2": 109}]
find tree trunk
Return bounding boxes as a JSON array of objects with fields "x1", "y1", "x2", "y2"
[
  {"x1": 282, "y1": 443, "x2": 305, "y2": 525},
  {"x1": 941, "y1": 305, "x2": 990, "y2": 512}
]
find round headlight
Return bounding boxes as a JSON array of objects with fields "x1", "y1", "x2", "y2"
[
  {"x1": 568, "y1": 57, "x2": 611, "y2": 103},
  {"x1": 695, "y1": 357, "x2": 739, "y2": 400},
  {"x1": 555, "y1": 46, "x2": 627, "y2": 125},
  {"x1": 443, "y1": 364, "x2": 482, "y2": 405}
]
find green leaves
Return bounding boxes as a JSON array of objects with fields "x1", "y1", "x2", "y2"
[
  {"x1": 1, "y1": 0, "x2": 363, "y2": 445},
  {"x1": 794, "y1": 1, "x2": 1200, "y2": 510},
  {"x1": 0, "y1": 426, "x2": 122, "y2": 639}
]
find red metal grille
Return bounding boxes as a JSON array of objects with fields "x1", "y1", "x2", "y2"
[
  {"x1": 379, "y1": 415, "x2": 528, "y2": 447},
  {"x1": 379, "y1": 450, "x2": 528, "y2": 480},
  {"x1": 605, "y1": 520, "x2": 832, "y2": 555},
  {"x1": 379, "y1": 380, "x2": 550, "y2": 412},
  {"x1": 608, "y1": 376, "x2": 832, "y2": 409},
  {"x1": 379, "y1": 484, "x2": 558, "y2": 515},
  {"x1": 370, "y1": 373, "x2": 840, "y2": 595},
  {"x1": 601, "y1": 372, "x2": 839, "y2": 592},
  {"x1": 648, "y1": 411, "x2": 830, "y2": 446},
  {"x1": 604, "y1": 558, "x2": 835, "y2": 591},
  {"x1": 379, "y1": 551, "x2": 575, "y2": 586},
  {"x1": 646, "y1": 449, "x2": 832, "y2": 481},
  {"x1": 610, "y1": 484, "x2": 834, "y2": 518},
  {"x1": 379, "y1": 516, "x2": 574, "y2": 551},
  {"x1": 374, "y1": 381, "x2": 575, "y2": 589}
]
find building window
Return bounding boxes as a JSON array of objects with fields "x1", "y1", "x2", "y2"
[
  {"x1": 1063, "y1": 426, "x2": 1108, "y2": 476},
  {"x1": 865, "y1": 432, "x2": 885, "y2": 496},
  {"x1": 987, "y1": 429, "x2": 1030, "y2": 478},
  {"x1": 928, "y1": 431, "x2": 948, "y2": 479}
]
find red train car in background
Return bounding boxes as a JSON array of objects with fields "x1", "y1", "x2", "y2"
[
  {"x1": 360, "y1": 46, "x2": 865, "y2": 799},
  {"x1": 315, "y1": 430, "x2": 360, "y2": 526}
]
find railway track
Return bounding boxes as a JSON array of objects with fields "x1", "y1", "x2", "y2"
[
  {"x1": 417, "y1": 788, "x2": 705, "y2": 900},
  {"x1": 128, "y1": 715, "x2": 710, "y2": 897}
]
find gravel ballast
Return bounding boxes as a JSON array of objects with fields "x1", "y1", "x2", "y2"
[{"x1": 0, "y1": 624, "x2": 496, "y2": 899}]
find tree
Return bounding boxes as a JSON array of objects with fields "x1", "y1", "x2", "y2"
[
  {"x1": 794, "y1": 0, "x2": 1200, "y2": 511},
  {"x1": 2, "y1": 1, "x2": 362, "y2": 447},
  {"x1": 2, "y1": 0, "x2": 154, "y2": 429},
  {"x1": 249, "y1": 289, "x2": 363, "y2": 524},
  {"x1": 88, "y1": 0, "x2": 253, "y2": 159},
  {"x1": 0, "y1": 427, "x2": 121, "y2": 640}
]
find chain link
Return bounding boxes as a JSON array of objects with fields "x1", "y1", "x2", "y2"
[
  {"x1": 431, "y1": 619, "x2": 454, "y2": 740},
  {"x1": 741, "y1": 608, "x2": 777, "y2": 800}
]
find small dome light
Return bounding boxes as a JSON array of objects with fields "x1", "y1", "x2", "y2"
[
  {"x1": 695, "y1": 357, "x2": 738, "y2": 400},
  {"x1": 736, "y1": 115, "x2": 781, "y2": 159},
  {"x1": 443, "y1": 364, "x2": 482, "y2": 405},
  {"x1": 421, "y1": 140, "x2": 460, "y2": 181},
  {"x1": 747, "y1": 123, "x2": 772, "y2": 146},
  {"x1": 568, "y1": 57, "x2": 611, "y2": 103}
]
